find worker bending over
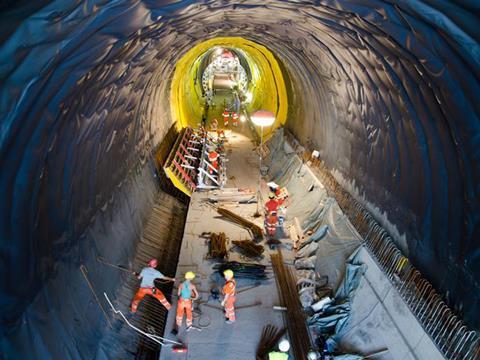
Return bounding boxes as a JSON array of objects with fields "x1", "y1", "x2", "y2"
[
  {"x1": 222, "y1": 269, "x2": 236, "y2": 324},
  {"x1": 131, "y1": 258, "x2": 175, "y2": 313},
  {"x1": 175, "y1": 271, "x2": 199, "y2": 332}
]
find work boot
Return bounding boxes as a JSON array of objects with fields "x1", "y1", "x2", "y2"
[{"x1": 186, "y1": 325, "x2": 192, "y2": 332}]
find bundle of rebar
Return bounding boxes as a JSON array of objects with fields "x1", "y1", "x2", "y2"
[
  {"x1": 232, "y1": 240, "x2": 265, "y2": 258},
  {"x1": 271, "y1": 250, "x2": 311, "y2": 359},
  {"x1": 256, "y1": 325, "x2": 286, "y2": 360},
  {"x1": 213, "y1": 261, "x2": 268, "y2": 280},
  {"x1": 208, "y1": 232, "x2": 228, "y2": 260},
  {"x1": 217, "y1": 207, "x2": 264, "y2": 241}
]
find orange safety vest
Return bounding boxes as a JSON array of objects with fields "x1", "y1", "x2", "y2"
[{"x1": 223, "y1": 279, "x2": 236, "y2": 296}]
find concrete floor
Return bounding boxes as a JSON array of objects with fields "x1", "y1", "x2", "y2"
[{"x1": 159, "y1": 124, "x2": 292, "y2": 360}]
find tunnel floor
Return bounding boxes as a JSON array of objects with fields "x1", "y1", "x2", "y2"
[
  {"x1": 152, "y1": 124, "x2": 445, "y2": 359},
  {"x1": 160, "y1": 126, "x2": 289, "y2": 359}
]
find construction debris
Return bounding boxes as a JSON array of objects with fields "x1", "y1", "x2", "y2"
[
  {"x1": 256, "y1": 325, "x2": 287, "y2": 360},
  {"x1": 217, "y1": 207, "x2": 264, "y2": 241},
  {"x1": 232, "y1": 240, "x2": 265, "y2": 258},
  {"x1": 213, "y1": 261, "x2": 268, "y2": 280},
  {"x1": 206, "y1": 232, "x2": 228, "y2": 260},
  {"x1": 271, "y1": 250, "x2": 312, "y2": 359}
]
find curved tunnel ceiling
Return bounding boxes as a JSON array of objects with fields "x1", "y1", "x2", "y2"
[{"x1": 0, "y1": 0, "x2": 479, "y2": 355}]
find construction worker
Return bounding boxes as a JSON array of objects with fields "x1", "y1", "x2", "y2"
[
  {"x1": 222, "y1": 108, "x2": 230, "y2": 126},
  {"x1": 175, "y1": 271, "x2": 199, "y2": 332},
  {"x1": 265, "y1": 192, "x2": 279, "y2": 215},
  {"x1": 211, "y1": 118, "x2": 218, "y2": 132},
  {"x1": 222, "y1": 269, "x2": 236, "y2": 323},
  {"x1": 268, "y1": 338, "x2": 290, "y2": 360},
  {"x1": 208, "y1": 150, "x2": 219, "y2": 175},
  {"x1": 276, "y1": 188, "x2": 289, "y2": 227},
  {"x1": 265, "y1": 211, "x2": 279, "y2": 237},
  {"x1": 131, "y1": 259, "x2": 175, "y2": 313},
  {"x1": 232, "y1": 112, "x2": 239, "y2": 127}
]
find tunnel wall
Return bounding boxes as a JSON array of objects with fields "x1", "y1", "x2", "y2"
[{"x1": 0, "y1": 0, "x2": 478, "y2": 358}]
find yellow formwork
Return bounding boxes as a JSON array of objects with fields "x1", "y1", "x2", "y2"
[{"x1": 170, "y1": 37, "x2": 288, "y2": 137}]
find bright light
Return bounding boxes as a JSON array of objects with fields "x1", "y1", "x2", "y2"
[
  {"x1": 251, "y1": 110, "x2": 275, "y2": 127},
  {"x1": 240, "y1": 115, "x2": 246, "y2": 122},
  {"x1": 215, "y1": 48, "x2": 223, "y2": 55}
]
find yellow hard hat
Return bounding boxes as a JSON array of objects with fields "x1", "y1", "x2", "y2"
[
  {"x1": 185, "y1": 271, "x2": 195, "y2": 280},
  {"x1": 223, "y1": 269, "x2": 234, "y2": 278}
]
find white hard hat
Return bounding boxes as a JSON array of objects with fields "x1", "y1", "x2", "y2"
[
  {"x1": 278, "y1": 339, "x2": 290, "y2": 352},
  {"x1": 307, "y1": 350, "x2": 319, "y2": 360}
]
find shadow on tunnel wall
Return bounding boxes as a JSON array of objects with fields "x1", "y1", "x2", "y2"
[{"x1": 0, "y1": 0, "x2": 479, "y2": 358}]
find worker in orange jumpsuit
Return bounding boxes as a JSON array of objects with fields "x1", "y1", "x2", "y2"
[
  {"x1": 222, "y1": 109, "x2": 230, "y2": 126},
  {"x1": 266, "y1": 211, "x2": 279, "y2": 237},
  {"x1": 232, "y1": 112, "x2": 239, "y2": 127},
  {"x1": 265, "y1": 192, "x2": 279, "y2": 215},
  {"x1": 222, "y1": 269, "x2": 236, "y2": 323},
  {"x1": 208, "y1": 151, "x2": 219, "y2": 174},
  {"x1": 175, "y1": 271, "x2": 199, "y2": 332},
  {"x1": 208, "y1": 150, "x2": 218, "y2": 175},
  {"x1": 131, "y1": 259, "x2": 175, "y2": 313}
]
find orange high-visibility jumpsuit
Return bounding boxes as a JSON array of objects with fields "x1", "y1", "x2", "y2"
[
  {"x1": 223, "y1": 110, "x2": 230, "y2": 126},
  {"x1": 232, "y1": 112, "x2": 239, "y2": 127},
  {"x1": 266, "y1": 214, "x2": 279, "y2": 236},
  {"x1": 176, "y1": 281, "x2": 198, "y2": 328},
  {"x1": 265, "y1": 199, "x2": 279, "y2": 215},
  {"x1": 222, "y1": 278, "x2": 236, "y2": 322},
  {"x1": 131, "y1": 287, "x2": 171, "y2": 312}
]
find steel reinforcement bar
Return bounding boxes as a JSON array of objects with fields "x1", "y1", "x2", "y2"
[{"x1": 283, "y1": 130, "x2": 480, "y2": 360}]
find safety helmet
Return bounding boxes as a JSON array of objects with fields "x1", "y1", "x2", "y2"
[
  {"x1": 268, "y1": 192, "x2": 276, "y2": 199},
  {"x1": 148, "y1": 259, "x2": 158, "y2": 268},
  {"x1": 185, "y1": 271, "x2": 195, "y2": 280},
  {"x1": 307, "y1": 350, "x2": 319, "y2": 360},
  {"x1": 223, "y1": 269, "x2": 234, "y2": 279},
  {"x1": 278, "y1": 339, "x2": 290, "y2": 352}
]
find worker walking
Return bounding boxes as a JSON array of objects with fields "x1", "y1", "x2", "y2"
[
  {"x1": 223, "y1": 109, "x2": 230, "y2": 126},
  {"x1": 175, "y1": 271, "x2": 199, "y2": 332},
  {"x1": 131, "y1": 259, "x2": 175, "y2": 313},
  {"x1": 268, "y1": 338, "x2": 290, "y2": 359},
  {"x1": 222, "y1": 269, "x2": 236, "y2": 324}
]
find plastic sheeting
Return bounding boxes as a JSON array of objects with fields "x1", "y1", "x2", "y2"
[
  {"x1": 0, "y1": 0, "x2": 478, "y2": 357},
  {"x1": 308, "y1": 248, "x2": 367, "y2": 354}
]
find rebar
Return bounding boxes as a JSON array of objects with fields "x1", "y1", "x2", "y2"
[
  {"x1": 217, "y1": 207, "x2": 264, "y2": 241},
  {"x1": 283, "y1": 130, "x2": 480, "y2": 360},
  {"x1": 271, "y1": 249, "x2": 311, "y2": 360},
  {"x1": 232, "y1": 240, "x2": 265, "y2": 258}
]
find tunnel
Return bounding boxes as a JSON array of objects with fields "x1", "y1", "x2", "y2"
[{"x1": 0, "y1": 1, "x2": 479, "y2": 359}]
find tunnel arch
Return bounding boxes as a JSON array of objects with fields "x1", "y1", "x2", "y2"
[
  {"x1": 0, "y1": 1, "x2": 478, "y2": 357},
  {"x1": 170, "y1": 37, "x2": 289, "y2": 133}
]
